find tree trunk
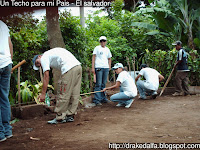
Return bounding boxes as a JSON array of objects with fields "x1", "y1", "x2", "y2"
[
  {"x1": 46, "y1": 7, "x2": 65, "y2": 94},
  {"x1": 188, "y1": 29, "x2": 195, "y2": 50}
]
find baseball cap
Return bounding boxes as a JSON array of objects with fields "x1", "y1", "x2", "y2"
[
  {"x1": 112, "y1": 63, "x2": 124, "y2": 70},
  {"x1": 99, "y1": 36, "x2": 107, "y2": 41},
  {"x1": 140, "y1": 64, "x2": 147, "y2": 70},
  {"x1": 32, "y1": 54, "x2": 40, "y2": 70},
  {"x1": 172, "y1": 41, "x2": 182, "y2": 46}
]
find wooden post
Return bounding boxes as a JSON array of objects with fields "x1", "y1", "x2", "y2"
[
  {"x1": 132, "y1": 56, "x2": 136, "y2": 79},
  {"x1": 39, "y1": 67, "x2": 43, "y2": 83},
  {"x1": 126, "y1": 57, "x2": 131, "y2": 75},
  {"x1": 18, "y1": 66, "x2": 21, "y2": 106},
  {"x1": 113, "y1": 70, "x2": 116, "y2": 83}
]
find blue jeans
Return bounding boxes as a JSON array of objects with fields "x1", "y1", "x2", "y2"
[
  {"x1": 0, "y1": 64, "x2": 12, "y2": 139},
  {"x1": 136, "y1": 80, "x2": 156, "y2": 99},
  {"x1": 93, "y1": 68, "x2": 109, "y2": 104},
  {"x1": 110, "y1": 88, "x2": 134, "y2": 105}
]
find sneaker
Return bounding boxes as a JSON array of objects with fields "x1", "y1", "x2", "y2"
[
  {"x1": 96, "y1": 102, "x2": 102, "y2": 106},
  {"x1": 6, "y1": 134, "x2": 13, "y2": 139},
  {"x1": 116, "y1": 103, "x2": 125, "y2": 107},
  {"x1": 47, "y1": 118, "x2": 58, "y2": 124},
  {"x1": 5, "y1": 131, "x2": 13, "y2": 139},
  {"x1": 47, "y1": 118, "x2": 67, "y2": 124},
  {"x1": 0, "y1": 137, "x2": 6, "y2": 142},
  {"x1": 138, "y1": 96, "x2": 147, "y2": 100},
  {"x1": 101, "y1": 100, "x2": 110, "y2": 103},
  {"x1": 65, "y1": 116, "x2": 74, "y2": 122},
  {"x1": 172, "y1": 92, "x2": 184, "y2": 96},
  {"x1": 125, "y1": 99, "x2": 134, "y2": 108},
  {"x1": 152, "y1": 91, "x2": 157, "y2": 99}
]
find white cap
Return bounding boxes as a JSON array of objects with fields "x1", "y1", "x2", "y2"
[
  {"x1": 99, "y1": 36, "x2": 107, "y2": 41},
  {"x1": 112, "y1": 63, "x2": 124, "y2": 70}
]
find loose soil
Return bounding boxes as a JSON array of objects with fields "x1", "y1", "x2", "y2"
[{"x1": 1, "y1": 95, "x2": 200, "y2": 150}]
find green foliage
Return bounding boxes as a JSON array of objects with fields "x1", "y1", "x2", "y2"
[
  {"x1": 16, "y1": 80, "x2": 54, "y2": 104},
  {"x1": 16, "y1": 80, "x2": 33, "y2": 103},
  {"x1": 143, "y1": 49, "x2": 200, "y2": 86}
]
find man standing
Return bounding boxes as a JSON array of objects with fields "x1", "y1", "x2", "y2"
[
  {"x1": 172, "y1": 41, "x2": 190, "y2": 96},
  {"x1": 92, "y1": 36, "x2": 112, "y2": 106},
  {"x1": 0, "y1": 20, "x2": 13, "y2": 142},
  {"x1": 103, "y1": 63, "x2": 137, "y2": 108},
  {"x1": 135, "y1": 64, "x2": 164, "y2": 99},
  {"x1": 32, "y1": 47, "x2": 82, "y2": 124}
]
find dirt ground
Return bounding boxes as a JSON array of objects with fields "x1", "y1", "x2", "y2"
[{"x1": 1, "y1": 95, "x2": 200, "y2": 150}]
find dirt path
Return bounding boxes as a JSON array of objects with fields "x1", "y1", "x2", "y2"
[{"x1": 1, "y1": 95, "x2": 200, "y2": 150}]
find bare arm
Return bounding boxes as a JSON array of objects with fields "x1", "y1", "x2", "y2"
[
  {"x1": 38, "y1": 70, "x2": 49, "y2": 102},
  {"x1": 108, "y1": 58, "x2": 111, "y2": 70},
  {"x1": 158, "y1": 74, "x2": 164, "y2": 82},
  {"x1": 92, "y1": 54, "x2": 96, "y2": 74},
  {"x1": 102, "y1": 81, "x2": 121, "y2": 92},
  {"x1": 8, "y1": 37, "x2": 13, "y2": 59},
  {"x1": 135, "y1": 74, "x2": 142, "y2": 82}
]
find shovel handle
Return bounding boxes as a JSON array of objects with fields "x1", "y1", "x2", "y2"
[{"x1": 11, "y1": 60, "x2": 26, "y2": 72}]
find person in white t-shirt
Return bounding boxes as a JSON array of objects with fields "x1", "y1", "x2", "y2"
[
  {"x1": 92, "y1": 36, "x2": 112, "y2": 106},
  {"x1": 135, "y1": 64, "x2": 164, "y2": 99},
  {"x1": 102, "y1": 63, "x2": 137, "y2": 108},
  {"x1": 32, "y1": 47, "x2": 82, "y2": 124},
  {"x1": 0, "y1": 20, "x2": 13, "y2": 142}
]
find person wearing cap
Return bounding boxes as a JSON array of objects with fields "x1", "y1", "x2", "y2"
[
  {"x1": 135, "y1": 64, "x2": 164, "y2": 99},
  {"x1": 0, "y1": 20, "x2": 13, "y2": 142},
  {"x1": 92, "y1": 36, "x2": 112, "y2": 106},
  {"x1": 172, "y1": 41, "x2": 190, "y2": 96},
  {"x1": 102, "y1": 63, "x2": 137, "y2": 108},
  {"x1": 32, "y1": 47, "x2": 82, "y2": 124}
]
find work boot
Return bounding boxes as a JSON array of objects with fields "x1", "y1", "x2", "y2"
[{"x1": 172, "y1": 92, "x2": 184, "y2": 96}]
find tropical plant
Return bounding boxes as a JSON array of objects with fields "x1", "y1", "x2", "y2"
[
  {"x1": 16, "y1": 80, "x2": 54, "y2": 104},
  {"x1": 16, "y1": 80, "x2": 33, "y2": 103}
]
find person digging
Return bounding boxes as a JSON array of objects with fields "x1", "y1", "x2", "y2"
[{"x1": 32, "y1": 47, "x2": 82, "y2": 124}]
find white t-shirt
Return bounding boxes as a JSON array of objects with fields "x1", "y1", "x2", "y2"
[
  {"x1": 41, "y1": 48, "x2": 81, "y2": 75},
  {"x1": 93, "y1": 45, "x2": 112, "y2": 68},
  {"x1": 0, "y1": 20, "x2": 12, "y2": 68},
  {"x1": 117, "y1": 71, "x2": 137, "y2": 97},
  {"x1": 139, "y1": 67, "x2": 160, "y2": 91}
]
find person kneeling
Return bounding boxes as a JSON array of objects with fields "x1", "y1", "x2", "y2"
[
  {"x1": 135, "y1": 64, "x2": 164, "y2": 100},
  {"x1": 102, "y1": 63, "x2": 137, "y2": 108}
]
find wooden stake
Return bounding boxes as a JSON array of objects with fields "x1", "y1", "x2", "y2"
[
  {"x1": 159, "y1": 67, "x2": 175, "y2": 96},
  {"x1": 18, "y1": 66, "x2": 21, "y2": 106},
  {"x1": 39, "y1": 67, "x2": 43, "y2": 83},
  {"x1": 126, "y1": 57, "x2": 132, "y2": 76}
]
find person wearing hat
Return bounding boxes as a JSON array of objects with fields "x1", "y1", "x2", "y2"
[
  {"x1": 0, "y1": 20, "x2": 13, "y2": 142},
  {"x1": 172, "y1": 41, "x2": 190, "y2": 96},
  {"x1": 92, "y1": 36, "x2": 112, "y2": 106},
  {"x1": 102, "y1": 63, "x2": 137, "y2": 108},
  {"x1": 135, "y1": 64, "x2": 164, "y2": 99},
  {"x1": 32, "y1": 47, "x2": 82, "y2": 124}
]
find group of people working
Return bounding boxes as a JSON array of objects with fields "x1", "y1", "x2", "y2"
[{"x1": 0, "y1": 19, "x2": 190, "y2": 142}]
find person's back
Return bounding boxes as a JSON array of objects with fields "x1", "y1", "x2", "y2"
[
  {"x1": 135, "y1": 64, "x2": 164, "y2": 99},
  {"x1": 140, "y1": 67, "x2": 160, "y2": 91},
  {"x1": 41, "y1": 48, "x2": 81, "y2": 75}
]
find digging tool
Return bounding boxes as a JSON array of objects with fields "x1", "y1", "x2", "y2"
[
  {"x1": 159, "y1": 67, "x2": 175, "y2": 96},
  {"x1": 11, "y1": 60, "x2": 26, "y2": 72},
  {"x1": 80, "y1": 90, "x2": 103, "y2": 96}
]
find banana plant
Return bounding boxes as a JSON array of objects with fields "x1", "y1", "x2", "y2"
[
  {"x1": 16, "y1": 80, "x2": 33, "y2": 103},
  {"x1": 31, "y1": 80, "x2": 54, "y2": 105},
  {"x1": 16, "y1": 80, "x2": 54, "y2": 104}
]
